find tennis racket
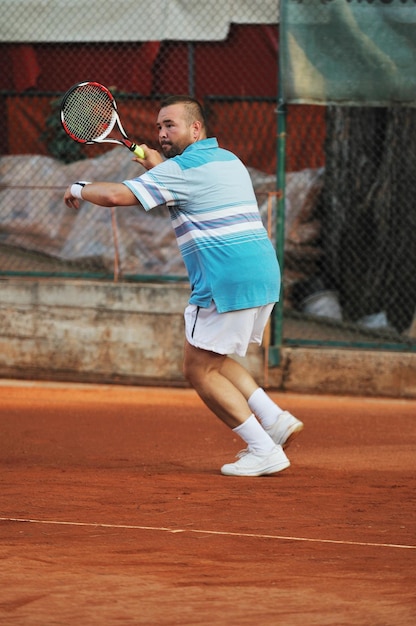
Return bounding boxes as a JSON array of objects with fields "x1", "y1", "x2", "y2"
[{"x1": 60, "y1": 81, "x2": 145, "y2": 158}]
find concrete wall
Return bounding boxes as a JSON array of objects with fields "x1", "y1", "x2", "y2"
[{"x1": 1, "y1": 277, "x2": 416, "y2": 398}]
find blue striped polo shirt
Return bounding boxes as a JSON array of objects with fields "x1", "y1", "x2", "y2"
[{"x1": 123, "y1": 138, "x2": 280, "y2": 313}]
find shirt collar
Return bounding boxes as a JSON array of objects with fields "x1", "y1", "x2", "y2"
[{"x1": 183, "y1": 138, "x2": 218, "y2": 153}]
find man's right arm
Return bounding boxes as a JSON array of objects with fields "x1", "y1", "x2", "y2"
[{"x1": 64, "y1": 181, "x2": 141, "y2": 210}]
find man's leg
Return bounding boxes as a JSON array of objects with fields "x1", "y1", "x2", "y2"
[
  {"x1": 183, "y1": 339, "x2": 252, "y2": 429},
  {"x1": 183, "y1": 339, "x2": 290, "y2": 476},
  {"x1": 216, "y1": 355, "x2": 303, "y2": 447},
  {"x1": 218, "y1": 355, "x2": 259, "y2": 400}
]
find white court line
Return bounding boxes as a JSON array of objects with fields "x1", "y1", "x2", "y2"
[{"x1": 1, "y1": 517, "x2": 415, "y2": 550}]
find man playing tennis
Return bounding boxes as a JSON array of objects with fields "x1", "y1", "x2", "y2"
[{"x1": 64, "y1": 95, "x2": 303, "y2": 476}]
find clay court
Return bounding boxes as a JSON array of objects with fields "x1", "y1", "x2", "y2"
[{"x1": 0, "y1": 381, "x2": 415, "y2": 625}]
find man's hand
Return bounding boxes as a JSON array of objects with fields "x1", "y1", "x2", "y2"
[
  {"x1": 64, "y1": 188, "x2": 81, "y2": 210},
  {"x1": 132, "y1": 145, "x2": 164, "y2": 170}
]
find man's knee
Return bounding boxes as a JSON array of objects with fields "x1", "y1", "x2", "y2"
[
  {"x1": 183, "y1": 343, "x2": 224, "y2": 387},
  {"x1": 182, "y1": 344, "x2": 200, "y2": 385},
  {"x1": 182, "y1": 356, "x2": 193, "y2": 384}
]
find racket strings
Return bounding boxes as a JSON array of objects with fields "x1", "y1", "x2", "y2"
[{"x1": 62, "y1": 87, "x2": 115, "y2": 142}]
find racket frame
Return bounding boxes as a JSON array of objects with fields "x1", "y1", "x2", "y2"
[{"x1": 60, "y1": 81, "x2": 144, "y2": 157}]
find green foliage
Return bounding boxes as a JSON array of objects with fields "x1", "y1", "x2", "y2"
[{"x1": 40, "y1": 97, "x2": 87, "y2": 164}]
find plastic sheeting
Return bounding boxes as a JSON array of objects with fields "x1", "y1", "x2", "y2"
[{"x1": 0, "y1": 148, "x2": 322, "y2": 280}]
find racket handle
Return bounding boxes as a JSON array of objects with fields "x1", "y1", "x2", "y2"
[{"x1": 131, "y1": 144, "x2": 145, "y2": 159}]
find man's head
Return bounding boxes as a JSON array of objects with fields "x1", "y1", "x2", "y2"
[{"x1": 157, "y1": 96, "x2": 207, "y2": 158}]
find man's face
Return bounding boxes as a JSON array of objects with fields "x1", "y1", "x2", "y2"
[{"x1": 157, "y1": 104, "x2": 197, "y2": 158}]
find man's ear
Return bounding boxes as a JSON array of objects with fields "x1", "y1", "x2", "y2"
[{"x1": 192, "y1": 120, "x2": 202, "y2": 140}]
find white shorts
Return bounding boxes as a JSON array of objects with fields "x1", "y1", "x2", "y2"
[{"x1": 184, "y1": 302, "x2": 275, "y2": 357}]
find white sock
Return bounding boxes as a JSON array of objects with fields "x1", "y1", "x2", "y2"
[
  {"x1": 233, "y1": 414, "x2": 275, "y2": 454},
  {"x1": 248, "y1": 388, "x2": 283, "y2": 430}
]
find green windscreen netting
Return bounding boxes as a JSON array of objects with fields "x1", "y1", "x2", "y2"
[{"x1": 280, "y1": 0, "x2": 416, "y2": 107}]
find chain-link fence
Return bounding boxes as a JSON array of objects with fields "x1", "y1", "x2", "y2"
[
  {"x1": 279, "y1": 0, "x2": 416, "y2": 352},
  {"x1": 1, "y1": 0, "x2": 416, "y2": 352},
  {"x1": 1, "y1": 2, "x2": 279, "y2": 282},
  {"x1": 281, "y1": 104, "x2": 416, "y2": 352}
]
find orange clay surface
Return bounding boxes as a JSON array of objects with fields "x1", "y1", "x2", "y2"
[{"x1": 0, "y1": 380, "x2": 415, "y2": 626}]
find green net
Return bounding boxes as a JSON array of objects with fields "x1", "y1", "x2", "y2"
[{"x1": 280, "y1": 0, "x2": 416, "y2": 107}]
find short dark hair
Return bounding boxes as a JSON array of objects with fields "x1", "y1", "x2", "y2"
[{"x1": 159, "y1": 95, "x2": 207, "y2": 130}]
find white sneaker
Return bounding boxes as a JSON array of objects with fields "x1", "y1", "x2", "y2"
[
  {"x1": 266, "y1": 411, "x2": 304, "y2": 449},
  {"x1": 221, "y1": 445, "x2": 290, "y2": 477}
]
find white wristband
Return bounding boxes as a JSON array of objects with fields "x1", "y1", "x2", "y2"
[{"x1": 70, "y1": 181, "x2": 91, "y2": 199}]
